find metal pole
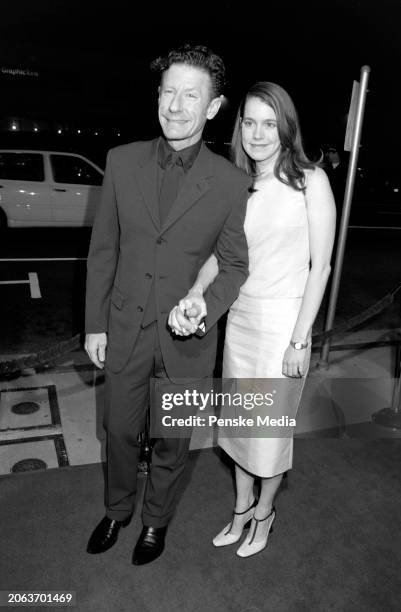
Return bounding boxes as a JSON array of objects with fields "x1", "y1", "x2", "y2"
[
  {"x1": 319, "y1": 66, "x2": 371, "y2": 367},
  {"x1": 373, "y1": 337, "x2": 401, "y2": 429}
]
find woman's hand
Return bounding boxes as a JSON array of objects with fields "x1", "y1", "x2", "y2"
[
  {"x1": 282, "y1": 344, "x2": 311, "y2": 378},
  {"x1": 168, "y1": 290, "x2": 207, "y2": 337},
  {"x1": 178, "y1": 289, "x2": 207, "y2": 326},
  {"x1": 167, "y1": 254, "x2": 217, "y2": 337}
]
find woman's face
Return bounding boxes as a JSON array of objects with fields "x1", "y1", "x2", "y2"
[{"x1": 241, "y1": 96, "x2": 281, "y2": 167}]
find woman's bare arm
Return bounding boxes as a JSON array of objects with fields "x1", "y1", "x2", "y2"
[{"x1": 282, "y1": 167, "x2": 336, "y2": 377}]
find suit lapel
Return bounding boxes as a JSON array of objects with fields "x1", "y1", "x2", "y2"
[
  {"x1": 161, "y1": 142, "x2": 213, "y2": 232},
  {"x1": 135, "y1": 138, "x2": 161, "y2": 231}
]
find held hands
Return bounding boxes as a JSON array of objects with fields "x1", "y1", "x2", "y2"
[
  {"x1": 85, "y1": 332, "x2": 107, "y2": 369},
  {"x1": 168, "y1": 290, "x2": 207, "y2": 336},
  {"x1": 282, "y1": 344, "x2": 311, "y2": 378}
]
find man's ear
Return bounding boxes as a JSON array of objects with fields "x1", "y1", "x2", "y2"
[{"x1": 206, "y1": 95, "x2": 223, "y2": 120}]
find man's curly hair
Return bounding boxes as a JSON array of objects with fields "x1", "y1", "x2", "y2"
[{"x1": 150, "y1": 44, "x2": 226, "y2": 98}]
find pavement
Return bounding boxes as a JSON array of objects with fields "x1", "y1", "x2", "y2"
[{"x1": 1, "y1": 323, "x2": 400, "y2": 477}]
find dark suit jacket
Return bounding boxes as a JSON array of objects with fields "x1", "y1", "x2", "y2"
[
  {"x1": 85, "y1": 138, "x2": 251, "y2": 378},
  {"x1": 326, "y1": 162, "x2": 347, "y2": 211}
]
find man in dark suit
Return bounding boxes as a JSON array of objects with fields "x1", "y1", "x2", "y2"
[
  {"x1": 84, "y1": 44, "x2": 251, "y2": 565},
  {"x1": 324, "y1": 145, "x2": 348, "y2": 252},
  {"x1": 325, "y1": 146, "x2": 347, "y2": 213}
]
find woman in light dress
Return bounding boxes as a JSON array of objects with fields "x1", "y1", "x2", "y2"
[{"x1": 174, "y1": 82, "x2": 336, "y2": 557}]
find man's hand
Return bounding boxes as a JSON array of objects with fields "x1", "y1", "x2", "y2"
[
  {"x1": 168, "y1": 290, "x2": 207, "y2": 336},
  {"x1": 85, "y1": 332, "x2": 108, "y2": 369}
]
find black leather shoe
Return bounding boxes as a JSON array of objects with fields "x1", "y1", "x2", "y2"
[
  {"x1": 86, "y1": 515, "x2": 131, "y2": 554},
  {"x1": 132, "y1": 525, "x2": 167, "y2": 565}
]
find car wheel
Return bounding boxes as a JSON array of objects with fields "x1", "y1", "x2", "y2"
[{"x1": 0, "y1": 208, "x2": 7, "y2": 229}]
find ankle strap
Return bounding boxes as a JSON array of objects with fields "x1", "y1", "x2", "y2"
[
  {"x1": 234, "y1": 497, "x2": 257, "y2": 516},
  {"x1": 248, "y1": 507, "x2": 276, "y2": 545},
  {"x1": 254, "y1": 506, "x2": 275, "y2": 523}
]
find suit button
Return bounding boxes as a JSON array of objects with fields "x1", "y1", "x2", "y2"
[
  {"x1": 145, "y1": 273, "x2": 152, "y2": 279},
  {"x1": 137, "y1": 306, "x2": 143, "y2": 312},
  {"x1": 156, "y1": 238, "x2": 163, "y2": 245}
]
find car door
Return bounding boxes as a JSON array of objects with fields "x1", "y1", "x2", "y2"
[
  {"x1": 49, "y1": 153, "x2": 103, "y2": 225},
  {"x1": 0, "y1": 152, "x2": 52, "y2": 225}
]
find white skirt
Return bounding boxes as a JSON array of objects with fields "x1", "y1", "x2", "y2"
[{"x1": 218, "y1": 295, "x2": 307, "y2": 477}]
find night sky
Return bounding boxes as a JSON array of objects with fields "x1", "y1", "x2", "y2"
[{"x1": 1, "y1": 0, "x2": 400, "y2": 164}]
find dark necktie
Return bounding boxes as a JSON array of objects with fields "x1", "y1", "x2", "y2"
[{"x1": 159, "y1": 152, "x2": 183, "y2": 226}]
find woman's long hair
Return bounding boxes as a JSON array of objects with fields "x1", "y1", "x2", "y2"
[{"x1": 231, "y1": 82, "x2": 315, "y2": 191}]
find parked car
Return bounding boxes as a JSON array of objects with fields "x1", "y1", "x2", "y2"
[{"x1": 0, "y1": 150, "x2": 104, "y2": 227}]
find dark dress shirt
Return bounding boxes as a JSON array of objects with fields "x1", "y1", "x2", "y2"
[
  {"x1": 141, "y1": 137, "x2": 202, "y2": 327},
  {"x1": 158, "y1": 137, "x2": 202, "y2": 225}
]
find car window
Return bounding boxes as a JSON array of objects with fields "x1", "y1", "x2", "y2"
[
  {"x1": 50, "y1": 154, "x2": 103, "y2": 186},
  {"x1": 0, "y1": 152, "x2": 45, "y2": 181}
]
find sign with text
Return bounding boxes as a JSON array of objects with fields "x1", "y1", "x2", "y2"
[{"x1": 344, "y1": 80, "x2": 359, "y2": 152}]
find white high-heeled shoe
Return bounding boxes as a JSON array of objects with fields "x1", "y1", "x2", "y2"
[
  {"x1": 213, "y1": 498, "x2": 257, "y2": 547},
  {"x1": 236, "y1": 506, "x2": 276, "y2": 558}
]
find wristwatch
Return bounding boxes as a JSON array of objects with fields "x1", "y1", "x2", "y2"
[{"x1": 290, "y1": 340, "x2": 309, "y2": 350}]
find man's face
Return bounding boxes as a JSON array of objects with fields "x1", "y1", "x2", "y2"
[
  {"x1": 327, "y1": 149, "x2": 340, "y2": 164},
  {"x1": 158, "y1": 63, "x2": 222, "y2": 150}
]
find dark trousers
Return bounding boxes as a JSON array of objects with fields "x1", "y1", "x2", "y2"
[{"x1": 103, "y1": 322, "x2": 193, "y2": 527}]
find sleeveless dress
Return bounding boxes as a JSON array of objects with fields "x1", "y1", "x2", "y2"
[{"x1": 218, "y1": 173, "x2": 310, "y2": 477}]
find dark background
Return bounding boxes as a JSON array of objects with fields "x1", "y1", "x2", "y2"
[{"x1": 0, "y1": 0, "x2": 399, "y2": 169}]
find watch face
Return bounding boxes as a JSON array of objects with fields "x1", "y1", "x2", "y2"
[{"x1": 291, "y1": 341, "x2": 307, "y2": 349}]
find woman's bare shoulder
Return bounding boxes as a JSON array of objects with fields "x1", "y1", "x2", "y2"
[{"x1": 304, "y1": 165, "x2": 331, "y2": 187}]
